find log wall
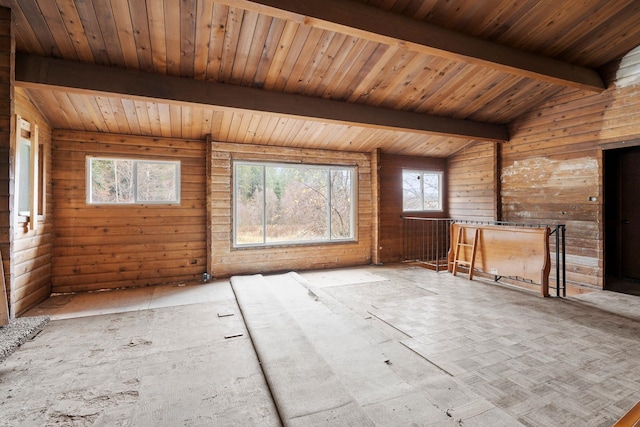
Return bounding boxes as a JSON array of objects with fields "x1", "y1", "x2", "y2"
[
  {"x1": 502, "y1": 46, "x2": 640, "y2": 289},
  {"x1": 51, "y1": 131, "x2": 207, "y2": 293},
  {"x1": 0, "y1": 8, "x2": 12, "y2": 316},
  {"x1": 378, "y1": 153, "x2": 447, "y2": 264},
  {"x1": 209, "y1": 140, "x2": 372, "y2": 277},
  {"x1": 448, "y1": 142, "x2": 499, "y2": 222},
  {"x1": 12, "y1": 88, "x2": 53, "y2": 315}
]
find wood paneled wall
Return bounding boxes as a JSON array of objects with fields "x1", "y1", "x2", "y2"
[
  {"x1": 502, "y1": 46, "x2": 640, "y2": 289},
  {"x1": 0, "y1": 7, "x2": 12, "y2": 315},
  {"x1": 448, "y1": 142, "x2": 499, "y2": 222},
  {"x1": 378, "y1": 153, "x2": 447, "y2": 264},
  {"x1": 12, "y1": 88, "x2": 53, "y2": 315},
  {"x1": 208, "y1": 140, "x2": 372, "y2": 277},
  {"x1": 52, "y1": 132, "x2": 207, "y2": 293}
]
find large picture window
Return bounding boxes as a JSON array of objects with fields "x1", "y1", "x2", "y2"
[
  {"x1": 87, "y1": 157, "x2": 180, "y2": 204},
  {"x1": 234, "y1": 161, "x2": 355, "y2": 247},
  {"x1": 402, "y1": 169, "x2": 443, "y2": 211}
]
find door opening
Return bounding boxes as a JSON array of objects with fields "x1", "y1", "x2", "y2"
[{"x1": 604, "y1": 145, "x2": 640, "y2": 296}]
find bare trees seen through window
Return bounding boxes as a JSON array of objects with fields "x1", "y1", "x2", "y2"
[
  {"x1": 88, "y1": 158, "x2": 180, "y2": 204},
  {"x1": 235, "y1": 162, "x2": 355, "y2": 245},
  {"x1": 402, "y1": 170, "x2": 442, "y2": 211}
]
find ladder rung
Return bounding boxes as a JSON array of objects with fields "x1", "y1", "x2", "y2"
[{"x1": 452, "y1": 225, "x2": 479, "y2": 281}]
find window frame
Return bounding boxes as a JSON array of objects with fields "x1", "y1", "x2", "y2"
[
  {"x1": 232, "y1": 160, "x2": 357, "y2": 248},
  {"x1": 86, "y1": 156, "x2": 181, "y2": 205},
  {"x1": 402, "y1": 169, "x2": 444, "y2": 212},
  {"x1": 15, "y1": 115, "x2": 45, "y2": 230}
]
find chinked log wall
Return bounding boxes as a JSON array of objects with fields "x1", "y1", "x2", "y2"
[
  {"x1": 208, "y1": 139, "x2": 372, "y2": 278},
  {"x1": 502, "y1": 47, "x2": 640, "y2": 289},
  {"x1": 51, "y1": 132, "x2": 207, "y2": 293}
]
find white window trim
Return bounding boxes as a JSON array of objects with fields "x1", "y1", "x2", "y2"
[
  {"x1": 233, "y1": 160, "x2": 356, "y2": 248},
  {"x1": 86, "y1": 157, "x2": 181, "y2": 205}
]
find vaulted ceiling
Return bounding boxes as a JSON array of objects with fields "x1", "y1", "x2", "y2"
[{"x1": 4, "y1": 0, "x2": 640, "y2": 156}]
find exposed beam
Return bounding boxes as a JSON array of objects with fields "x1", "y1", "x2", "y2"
[
  {"x1": 216, "y1": 0, "x2": 606, "y2": 92},
  {"x1": 15, "y1": 54, "x2": 509, "y2": 142}
]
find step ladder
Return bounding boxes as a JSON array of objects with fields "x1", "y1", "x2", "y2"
[{"x1": 452, "y1": 226, "x2": 479, "y2": 280}]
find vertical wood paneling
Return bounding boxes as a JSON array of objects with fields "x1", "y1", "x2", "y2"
[
  {"x1": 52, "y1": 131, "x2": 207, "y2": 293},
  {"x1": 12, "y1": 88, "x2": 53, "y2": 315},
  {"x1": 73, "y1": 0, "x2": 110, "y2": 65},
  {"x1": 208, "y1": 141, "x2": 372, "y2": 278},
  {"x1": 502, "y1": 47, "x2": 640, "y2": 289},
  {"x1": 164, "y1": 0, "x2": 182, "y2": 76},
  {"x1": 128, "y1": 0, "x2": 154, "y2": 72},
  {"x1": 378, "y1": 153, "x2": 447, "y2": 263},
  {"x1": 447, "y1": 142, "x2": 499, "y2": 221},
  {"x1": 110, "y1": 0, "x2": 140, "y2": 69}
]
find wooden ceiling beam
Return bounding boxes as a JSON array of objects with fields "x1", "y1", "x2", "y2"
[
  {"x1": 15, "y1": 54, "x2": 509, "y2": 142},
  {"x1": 217, "y1": 0, "x2": 606, "y2": 92}
]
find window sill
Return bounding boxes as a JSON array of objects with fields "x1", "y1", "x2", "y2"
[
  {"x1": 233, "y1": 239, "x2": 358, "y2": 250},
  {"x1": 16, "y1": 214, "x2": 45, "y2": 225}
]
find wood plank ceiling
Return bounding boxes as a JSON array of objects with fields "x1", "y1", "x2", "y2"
[{"x1": 3, "y1": 0, "x2": 640, "y2": 156}]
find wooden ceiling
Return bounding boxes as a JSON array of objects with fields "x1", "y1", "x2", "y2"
[{"x1": 4, "y1": 0, "x2": 640, "y2": 156}]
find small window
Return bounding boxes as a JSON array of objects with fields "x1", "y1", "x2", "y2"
[
  {"x1": 16, "y1": 139, "x2": 31, "y2": 214},
  {"x1": 15, "y1": 116, "x2": 45, "y2": 230},
  {"x1": 402, "y1": 170, "x2": 443, "y2": 211},
  {"x1": 87, "y1": 157, "x2": 180, "y2": 204},
  {"x1": 233, "y1": 161, "x2": 356, "y2": 247}
]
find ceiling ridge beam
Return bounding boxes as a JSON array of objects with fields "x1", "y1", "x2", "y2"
[
  {"x1": 217, "y1": 0, "x2": 606, "y2": 92},
  {"x1": 15, "y1": 54, "x2": 509, "y2": 142}
]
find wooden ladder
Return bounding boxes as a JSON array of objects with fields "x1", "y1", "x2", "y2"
[{"x1": 452, "y1": 227, "x2": 479, "y2": 280}]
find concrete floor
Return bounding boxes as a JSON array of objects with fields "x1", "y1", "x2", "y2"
[{"x1": 1, "y1": 264, "x2": 639, "y2": 426}]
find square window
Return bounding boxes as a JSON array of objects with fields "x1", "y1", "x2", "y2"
[{"x1": 402, "y1": 170, "x2": 443, "y2": 212}]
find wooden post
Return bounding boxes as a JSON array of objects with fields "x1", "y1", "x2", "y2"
[
  {"x1": 0, "y1": 7, "x2": 14, "y2": 319},
  {"x1": 0, "y1": 250, "x2": 8, "y2": 325},
  {"x1": 205, "y1": 134, "x2": 213, "y2": 280},
  {"x1": 370, "y1": 148, "x2": 381, "y2": 265}
]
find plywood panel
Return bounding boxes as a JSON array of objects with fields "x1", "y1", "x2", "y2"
[
  {"x1": 52, "y1": 131, "x2": 207, "y2": 293},
  {"x1": 448, "y1": 222, "x2": 551, "y2": 296}
]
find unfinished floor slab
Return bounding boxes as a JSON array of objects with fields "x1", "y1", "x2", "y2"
[
  {"x1": 1, "y1": 265, "x2": 639, "y2": 426},
  {"x1": 0, "y1": 281, "x2": 280, "y2": 426}
]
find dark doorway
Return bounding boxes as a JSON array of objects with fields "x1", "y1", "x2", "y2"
[{"x1": 604, "y1": 145, "x2": 640, "y2": 296}]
